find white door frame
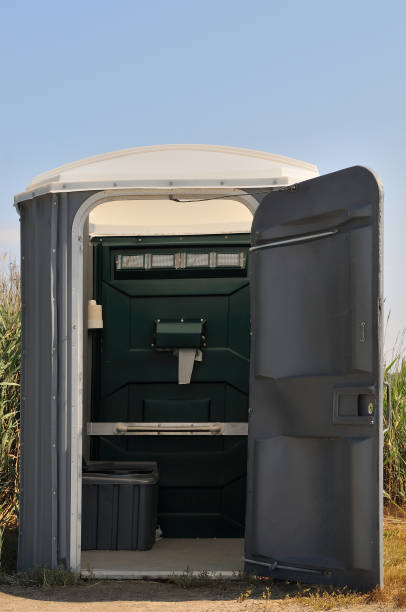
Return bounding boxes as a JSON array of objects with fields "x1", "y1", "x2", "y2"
[{"x1": 69, "y1": 188, "x2": 259, "y2": 571}]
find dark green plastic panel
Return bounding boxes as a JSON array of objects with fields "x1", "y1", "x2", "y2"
[{"x1": 91, "y1": 235, "x2": 250, "y2": 538}]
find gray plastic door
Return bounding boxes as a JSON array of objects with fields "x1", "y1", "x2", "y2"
[{"x1": 245, "y1": 166, "x2": 383, "y2": 590}]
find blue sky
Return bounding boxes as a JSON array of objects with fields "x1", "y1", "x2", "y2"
[{"x1": 1, "y1": 0, "x2": 405, "y2": 354}]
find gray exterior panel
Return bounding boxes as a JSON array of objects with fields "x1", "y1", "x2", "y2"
[
  {"x1": 18, "y1": 191, "x2": 93, "y2": 570},
  {"x1": 19, "y1": 196, "x2": 56, "y2": 568},
  {"x1": 245, "y1": 167, "x2": 383, "y2": 590}
]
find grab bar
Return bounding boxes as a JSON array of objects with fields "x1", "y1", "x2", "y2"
[
  {"x1": 87, "y1": 422, "x2": 248, "y2": 436},
  {"x1": 115, "y1": 422, "x2": 223, "y2": 435}
]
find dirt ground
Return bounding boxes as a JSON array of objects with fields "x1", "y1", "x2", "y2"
[
  {"x1": 0, "y1": 579, "x2": 402, "y2": 612},
  {"x1": 1, "y1": 515, "x2": 404, "y2": 611}
]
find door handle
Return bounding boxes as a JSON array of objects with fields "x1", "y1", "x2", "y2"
[{"x1": 383, "y1": 381, "x2": 391, "y2": 434}]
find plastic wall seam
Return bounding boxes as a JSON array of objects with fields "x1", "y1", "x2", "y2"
[
  {"x1": 33, "y1": 199, "x2": 40, "y2": 565},
  {"x1": 57, "y1": 192, "x2": 69, "y2": 565},
  {"x1": 18, "y1": 212, "x2": 26, "y2": 566},
  {"x1": 50, "y1": 194, "x2": 59, "y2": 566}
]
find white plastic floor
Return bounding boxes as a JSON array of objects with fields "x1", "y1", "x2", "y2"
[{"x1": 81, "y1": 538, "x2": 244, "y2": 578}]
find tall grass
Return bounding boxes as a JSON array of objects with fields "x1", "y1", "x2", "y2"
[
  {"x1": 384, "y1": 357, "x2": 406, "y2": 506},
  {"x1": 0, "y1": 257, "x2": 21, "y2": 548}
]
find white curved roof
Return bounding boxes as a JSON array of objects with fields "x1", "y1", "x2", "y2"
[{"x1": 15, "y1": 145, "x2": 318, "y2": 204}]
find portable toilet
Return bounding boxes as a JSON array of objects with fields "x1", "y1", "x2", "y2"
[{"x1": 15, "y1": 145, "x2": 384, "y2": 590}]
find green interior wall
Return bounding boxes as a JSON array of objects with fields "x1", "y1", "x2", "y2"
[{"x1": 90, "y1": 234, "x2": 250, "y2": 538}]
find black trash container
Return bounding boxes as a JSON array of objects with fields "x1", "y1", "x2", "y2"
[{"x1": 82, "y1": 461, "x2": 159, "y2": 551}]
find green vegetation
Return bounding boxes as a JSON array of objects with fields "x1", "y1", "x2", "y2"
[
  {"x1": 168, "y1": 567, "x2": 214, "y2": 589},
  {"x1": 384, "y1": 356, "x2": 406, "y2": 506},
  {"x1": 0, "y1": 257, "x2": 20, "y2": 568},
  {"x1": 0, "y1": 565, "x2": 81, "y2": 587}
]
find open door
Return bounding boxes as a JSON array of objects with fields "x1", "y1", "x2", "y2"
[{"x1": 245, "y1": 166, "x2": 383, "y2": 590}]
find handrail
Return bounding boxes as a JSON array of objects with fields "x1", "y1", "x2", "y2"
[
  {"x1": 114, "y1": 422, "x2": 223, "y2": 435},
  {"x1": 86, "y1": 421, "x2": 249, "y2": 436}
]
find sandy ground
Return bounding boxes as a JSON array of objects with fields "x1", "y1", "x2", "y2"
[{"x1": 0, "y1": 580, "x2": 401, "y2": 612}]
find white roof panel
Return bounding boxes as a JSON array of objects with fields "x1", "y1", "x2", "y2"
[{"x1": 15, "y1": 145, "x2": 318, "y2": 204}]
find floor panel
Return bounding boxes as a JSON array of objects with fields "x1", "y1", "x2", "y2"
[{"x1": 81, "y1": 538, "x2": 244, "y2": 578}]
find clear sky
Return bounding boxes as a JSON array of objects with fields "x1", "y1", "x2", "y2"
[{"x1": 1, "y1": 0, "x2": 405, "y2": 356}]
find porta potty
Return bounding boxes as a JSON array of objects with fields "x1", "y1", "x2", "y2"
[{"x1": 15, "y1": 145, "x2": 384, "y2": 590}]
